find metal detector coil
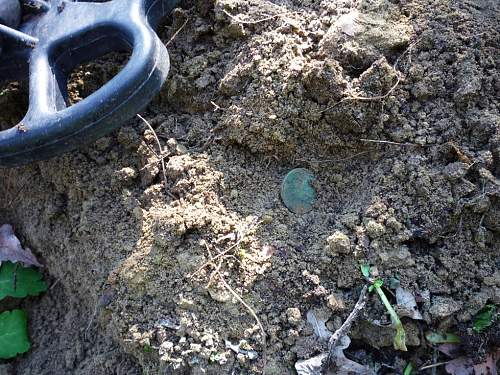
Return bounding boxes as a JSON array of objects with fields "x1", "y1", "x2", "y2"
[{"x1": 0, "y1": 0, "x2": 177, "y2": 166}]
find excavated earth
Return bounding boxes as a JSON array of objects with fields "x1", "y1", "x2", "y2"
[{"x1": 0, "y1": 0, "x2": 499, "y2": 374}]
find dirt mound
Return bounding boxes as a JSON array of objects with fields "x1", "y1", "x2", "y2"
[{"x1": 1, "y1": 0, "x2": 499, "y2": 374}]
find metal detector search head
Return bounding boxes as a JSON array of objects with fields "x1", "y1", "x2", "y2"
[{"x1": 0, "y1": 0, "x2": 178, "y2": 166}]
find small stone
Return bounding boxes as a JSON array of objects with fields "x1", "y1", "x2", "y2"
[
  {"x1": 276, "y1": 224, "x2": 288, "y2": 234},
  {"x1": 327, "y1": 231, "x2": 351, "y2": 254},
  {"x1": 262, "y1": 214, "x2": 273, "y2": 224},
  {"x1": 443, "y1": 162, "x2": 469, "y2": 180},
  {"x1": 326, "y1": 293, "x2": 345, "y2": 312},
  {"x1": 429, "y1": 296, "x2": 462, "y2": 319},
  {"x1": 365, "y1": 220, "x2": 386, "y2": 238},
  {"x1": 286, "y1": 307, "x2": 302, "y2": 326},
  {"x1": 177, "y1": 297, "x2": 196, "y2": 310},
  {"x1": 365, "y1": 201, "x2": 387, "y2": 218}
]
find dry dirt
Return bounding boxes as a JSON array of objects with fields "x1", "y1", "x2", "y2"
[{"x1": 0, "y1": 0, "x2": 499, "y2": 374}]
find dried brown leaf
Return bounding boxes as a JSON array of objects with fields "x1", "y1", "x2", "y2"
[{"x1": 445, "y1": 348, "x2": 499, "y2": 375}]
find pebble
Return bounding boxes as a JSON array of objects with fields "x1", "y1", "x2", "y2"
[
  {"x1": 326, "y1": 293, "x2": 346, "y2": 312},
  {"x1": 262, "y1": 214, "x2": 273, "y2": 224},
  {"x1": 208, "y1": 287, "x2": 232, "y2": 303},
  {"x1": 177, "y1": 297, "x2": 196, "y2": 310}
]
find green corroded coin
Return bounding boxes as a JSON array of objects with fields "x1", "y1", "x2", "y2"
[{"x1": 280, "y1": 168, "x2": 317, "y2": 214}]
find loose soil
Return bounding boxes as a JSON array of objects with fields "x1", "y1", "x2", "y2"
[{"x1": 0, "y1": 0, "x2": 499, "y2": 374}]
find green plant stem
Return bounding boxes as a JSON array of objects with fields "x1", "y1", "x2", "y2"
[{"x1": 373, "y1": 284, "x2": 407, "y2": 351}]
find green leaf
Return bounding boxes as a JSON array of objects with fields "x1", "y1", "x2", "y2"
[
  {"x1": 403, "y1": 362, "x2": 415, "y2": 375},
  {"x1": 0, "y1": 262, "x2": 47, "y2": 300},
  {"x1": 425, "y1": 331, "x2": 461, "y2": 344},
  {"x1": 0, "y1": 309, "x2": 31, "y2": 359},
  {"x1": 373, "y1": 280, "x2": 407, "y2": 351},
  {"x1": 473, "y1": 304, "x2": 497, "y2": 333},
  {"x1": 360, "y1": 264, "x2": 371, "y2": 278},
  {"x1": 393, "y1": 320, "x2": 407, "y2": 351},
  {"x1": 373, "y1": 278, "x2": 384, "y2": 288}
]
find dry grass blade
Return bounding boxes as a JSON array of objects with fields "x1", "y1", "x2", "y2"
[
  {"x1": 202, "y1": 241, "x2": 267, "y2": 374},
  {"x1": 188, "y1": 219, "x2": 261, "y2": 279},
  {"x1": 136, "y1": 114, "x2": 175, "y2": 199},
  {"x1": 319, "y1": 39, "x2": 420, "y2": 114},
  {"x1": 165, "y1": 18, "x2": 189, "y2": 47}
]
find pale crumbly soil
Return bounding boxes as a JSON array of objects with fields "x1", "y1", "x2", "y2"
[{"x1": 0, "y1": 0, "x2": 499, "y2": 374}]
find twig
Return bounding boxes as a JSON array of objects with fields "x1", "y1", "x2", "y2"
[
  {"x1": 296, "y1": 151, "x2": 373, "y2": 164},
  {"x1": 431, "y1": 347, "x2": 438, "y2": 375},
  {"x1": 319, "y1": 39, "x2": 420, "y2": 114},
  {"x1": 359, "y1": 138, "x2": 425, "y2": 147},
  {"x1": 188, "y1": 220, "x2": 261, "y2": 279},
  {"x1": 49, "y1": 278, "x2": 61, "y2": 291},
  {"x1": 222, "y1": 9, "x2": 294, "y2": 25},
  {"x1": 419, "y1": 361, "x2": 451, "y2": 371},
  {"x1": 323, "y1": 285, "x2": 369, "y2": 372},
  {"x1": 165, "y1": 18, "x2": 189, "y2": 47},
  {"x1": 210, "y1": 101, "x2": 227, "y2": 112},
  {"x1": 136, "y1": 114, "x2": 175, "y2": 199},
  {"x1": 318, "y1": 74, "x2": 401, "y2": 113},
  {"x1": 84, "y1": 299, "x2": 100, "y2": 339},
  {"x1": 203, "y1": 241, "x2": 266, "y2": 374},
  {"x1": 218, "y1": 273, "x2": 267, "y2": 374}
]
